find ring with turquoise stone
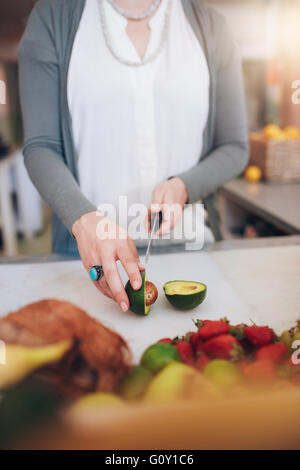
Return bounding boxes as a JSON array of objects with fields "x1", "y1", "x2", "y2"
[{"x1": 89, "y1": 265, "x2": 104, "y2": 282}]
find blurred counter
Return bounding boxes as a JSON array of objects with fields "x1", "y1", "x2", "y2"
[
  {"x1": 1, "y1": 234, "x2": 300, "y2": 264},
  {"x1": 220, "y1": 179, "x2": 300, "y2": 235}
]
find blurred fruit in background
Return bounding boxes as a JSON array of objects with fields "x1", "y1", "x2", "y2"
[
  {"x1": 263, "y1": 124, "x2": 286, "y2": 140},
  {"x1": 244, "y1": 165, "x2": 263, "y2": 183},
  {"x1": 284, "y1": 126, "x2": 300, "y2": 140},
  {"x1": 262, "y1": 124, "x2": 300, "y2": 141},
  {"x1": 70, "y1": 392, "x2": 125, "y2": 414}
]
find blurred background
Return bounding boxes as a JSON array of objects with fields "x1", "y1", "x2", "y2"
[{"x1": 0, "y1": 0, "x2": 299, "y2": 257}]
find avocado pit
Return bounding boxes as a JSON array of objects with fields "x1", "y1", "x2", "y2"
[{"x1": 145, "y1": 281, "x2": 158, "y2": 306}]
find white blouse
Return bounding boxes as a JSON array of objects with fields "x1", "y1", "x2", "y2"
[{"x1": 68, "y1": 0, "x2": 210, "y2": 213}]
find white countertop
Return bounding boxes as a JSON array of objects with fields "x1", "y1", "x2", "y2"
[{"x1": 211, "y1": 244, "x2": 300, "y2": 334}]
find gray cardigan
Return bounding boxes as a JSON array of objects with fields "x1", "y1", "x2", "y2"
[{"x1": 18, "y1": 0, "x2": 249, "y2": 254}]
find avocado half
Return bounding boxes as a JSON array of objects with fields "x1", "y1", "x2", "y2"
[
  {"x1": 125, "y1": 271, "x2": 150, "y2": 316},
  {"x1": 163, "y1": 280, "x2": 207, "y2": 311}
]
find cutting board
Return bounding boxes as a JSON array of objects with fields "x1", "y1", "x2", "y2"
[{"x1": 0, "y1": 252, "x2": 252, "y2": 362}]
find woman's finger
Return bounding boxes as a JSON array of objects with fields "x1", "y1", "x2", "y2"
[
  {"x1": 151, "y1": 184, "x2": 165, "y2": 212},
  {"x1": 95, "y1": 277, "x2": 114, "y2": 299},
  {"x1": 119, "y1": 251, "x2": 142, "y2": 291},
  {"x1": 128, "y1": 238, "x2": 145, "y2": 272},
  {"x1": 101, "y1": 255, "x2": 129, "y2": 311}
]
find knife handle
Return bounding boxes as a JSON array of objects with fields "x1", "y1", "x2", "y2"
[{"x1": 150, "y1": 211, "x2": 163, "y2": 231}]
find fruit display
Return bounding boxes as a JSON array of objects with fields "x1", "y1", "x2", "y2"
[
  {"x1": 261, "y1": 124, "x2": 300, "y2": 141},
  {"x1": 113, "y1": 317, "x2": 300, "y2": 404},
  {"x1": 163, "y1": 281, "x2": 207, "y2": 310},
  {"x1": 249, "y1": 124, "x2": 300, "y2": 184},
  {"x1": 125, "y1": 271, "x2": 158, "y2": 315},
  {"x1": 0, "y1": 302, "x2": 299, "y2": 402},
  {"x1": 0, "y1": 298, "x2": 299, "y2": 449}
]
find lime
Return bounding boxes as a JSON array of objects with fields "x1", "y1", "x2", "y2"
[{"x1": 141, "y1": 343, "x2": 181, "y2": 373}]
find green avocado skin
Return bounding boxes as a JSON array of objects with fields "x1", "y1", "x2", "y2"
[
  {"x1": 164, "y1": 283, "x2": 207, "y2": 311},
  {"x1": 125, "y1": 271, "x2": 147, "y2": 316}
]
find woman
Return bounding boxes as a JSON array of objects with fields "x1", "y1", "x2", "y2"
[{"x1": 19, "y1": 0, "x2": 248, "y2": 312}]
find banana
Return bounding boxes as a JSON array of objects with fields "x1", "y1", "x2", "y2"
[{"x1": 0, "y1": 340, "x2": 72, "y2": 390}]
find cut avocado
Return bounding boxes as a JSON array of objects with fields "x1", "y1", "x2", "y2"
[
  {"x1": 125, "y1": 271, "x2": 151, "y2": 316},
  {"x1": 163, "y1": 280, "x2": 207, "y2": 310}
]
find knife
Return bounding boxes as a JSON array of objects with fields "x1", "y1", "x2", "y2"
[{"x1": 145, "y1": 211, "x2": 162, "y2": 266}]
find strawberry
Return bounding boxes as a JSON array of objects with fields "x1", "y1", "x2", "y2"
[
  {"x1": 194, "y1": 338, "x2": 204, "y2": 354},
  {"x1": 255, "y1": 343, "x2": 287, "y2": 364},
  {"x1": 229, "y1": 324, "x2": 256, "y2": 352},
  {"x1": 202, "y1": 334, "x2": 243, "y2": 361},
  {"x1": 194, "y1": 319, "x2": 230, "y2": 341},
  {"x1": 240, "y1": 359, "x2": 276, "y2": 383},
  {"x1": 195, "y1": 352, "x2": 210, "y2": 371},
  {"x1": 188, "y1": 332, "x2": 204, "y2": 353},
  {"x1": 229, "y1": 324, "x2": 246, "y2": 341},
  {"x1": 188, "y1": 332, "x2": 200, "y2": 349},
  {"x1": 175, "y1": 340, "x2": 194, "y2": 365},
  {"x1": 244, "y1": 325, "x2": 274, "y2": 347},
  {"x1": 183, "y1": 331, "x2": 195, "y2": 341},
  {"x1": 157, "y1": 338, "x2": 173, "y2": 344}
]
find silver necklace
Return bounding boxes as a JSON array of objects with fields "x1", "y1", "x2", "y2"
[
  {"x1": 106, "y1": 0, "x2": 161, "y2": 21},
  {"x1": 98, "y1": 0, "x2": 172, "y2": 67}
]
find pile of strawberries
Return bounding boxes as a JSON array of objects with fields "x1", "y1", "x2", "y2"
[{"x1": 158, "y1": 318, "x2": 300, "y2": 386}]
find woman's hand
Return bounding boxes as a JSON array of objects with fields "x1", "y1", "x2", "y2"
[
  {"x1": 72, "y1": 211, "x2": 144, "y2": 312},
  {"x1": 147, "y1": 177, "x2": 188, "y2": 234}
]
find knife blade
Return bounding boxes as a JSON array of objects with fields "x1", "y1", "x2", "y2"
[{"x1": 145, "y1": 212, "x2": 161, "y2": 266}]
